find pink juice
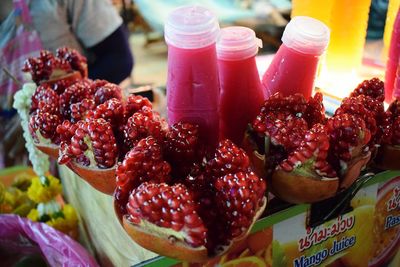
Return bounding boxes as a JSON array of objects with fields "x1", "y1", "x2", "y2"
[
  {"x1": 262, "y1": 16, "x2": 330, "y2": 99},
  {"x1": 218, "y1": 53, "x2": 264, "y2": 145},
  {"x1": 165, "y1": 5, "x2": 221, "y2": 148},
  {"x1": 385, "y1": 9, "x2": 400, "y2": 102},
  {"x1": 262, "y1": 44, "x2": 319, "y2": 99},
  {"x1": 167, "y1": 44, "x2": 220, "y2": 147}
]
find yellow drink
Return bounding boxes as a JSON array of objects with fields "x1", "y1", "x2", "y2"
[
  {"x1": 291, "y1": 0, "x2": 334, "y2": 26},
  {"x1": 325, "y1": 0, "x2": 372, "y2": 73},
  {"x1": 383, "y1": 0, "x2": 400, "y2": 58}
]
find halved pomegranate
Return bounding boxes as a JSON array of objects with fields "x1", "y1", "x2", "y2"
[
  {"x1": 22, "y1": 47, "x2": 87, "y2": 86},
  {"x1": 114, "y1": 136, "x2": 267, "y2": 262},
  {"x1": 29, "y1": 110, "x2": 61, "y2": 159},
  {"x1": 58, "y1": 118, "x2": 118, "y2": 194},
  {"x1": 245, "y1": 93, "x2": 338, "y2": 203},
  {"x1": 376, "y1": 104, "x2": 400, "y2": 170},
  {"x1": 326, "y1": 113, "x2": 371, "y2": 189},
  {"x1": 271, "y1": 124, "x2": 339, "y2": 203}
]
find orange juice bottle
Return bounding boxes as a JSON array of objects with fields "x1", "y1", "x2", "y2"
[
  {"x1": 291, "y1": 0, "x2": 334, "y2": 26},
  {"x1": 325, "y1": 0, "x2": 372, "y2": 73}
]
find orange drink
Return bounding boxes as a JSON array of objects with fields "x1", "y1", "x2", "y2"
[
  {"x1": 325, "y1": 0, "x2": 372, "y2": 73},
  {"x1": 291, "y1": 0, "x2": 334, "y2": 26}
]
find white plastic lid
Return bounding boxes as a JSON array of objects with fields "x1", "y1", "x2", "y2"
[
  {"x1": 164, "y1": 5, "x2": 220, "y2": 49},
  {"x1": 216, "y1": 26, "x2": 263, "y2": 61},
  {"x1": 282, "y1": 16, "x2": 330, "y2": 55}
]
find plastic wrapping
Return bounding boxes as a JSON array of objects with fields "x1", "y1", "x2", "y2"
[{"x1": 0, "y1": 214, "x2": 99, "y2": 267}]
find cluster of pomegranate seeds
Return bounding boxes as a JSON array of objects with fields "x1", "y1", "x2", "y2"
[
  {"x1": 55, "y1": 47, "x2": 87, "y2": 78},
  {"x1": 326, "y1": 113, "x2": 370, "y2": 164},
  {"x1": 164, "y1": 122, "x2": 202, "y2": 178},
  {"x1": 335, "y1": 96, "x2": 377, "y2": 138},
  {"x1": 123, "y1": 107, "x2": 167, "y2": 149},
  {"x1": 59, "y1": 79, "x2": 93, "y2": 119},
  {"x1": 116, "y1": 134, "x2": 266, "y2": 255},
  {"x1": 206, "y1": 139, "x2": 250, "y2": 178},
  {"x1": 23, "y1": 50, "x2": 71, "y2": 84},
  {"x1": 70, "y1": 98, "x2": 96, "y2": 123},
  {"x1": 124, "y1": 95, "x2": 153, "y2": 118},
  {"x1": 30, "y1": 84, "x2": 59, "y2": 114},
  {"x1": 115, "y1": 137, "x2": 171, "y2": 215},
  {"x1": 350, "y1": 77, "x2": 385, "y2": 102},
  {"x1": 388, "y1": 100, "x2": 400, "y2": 117},
  {"x1": 303, "y1": 92, "x2": 326, "y2": 127},
  {"x1": 214, "y1": 172, "x2": 266, "y2": 238},
  {"x1": 93, "y1": 98, "x2": 124, "y2": 129},
  {"x1": 382, "y1": 104, "x2": 400, "y2": 146},
  {"x1": 29, "y1": 111, "x2": 61, "y2": 145},
  {"x1": 252, "y1": 93, "x2": 308, "y2": 133},
  {"x1": 22, "y1": 48, "x2": 89, "y2": 85},
  {"x1": 93, "y1": 81, "x2": 123, "y2": 105},
  {"x1": 279, "y1": 124, "x2": 337, "y2": 178},
  {"x1": 58, "y1": 118, "x2": 117, "y2": 168},
  {"x1": 127, "y1": 182, "x2": 207, "y2": 247},
  {"x1": 56, "y1": 120, "x2": 78, "y2": 144},
  {"x1": 264, "y1": 114, "x2": 308, "y2": 152},
  {"x1": 116, "y1": 137, "x2": 171, "y2": 189}
]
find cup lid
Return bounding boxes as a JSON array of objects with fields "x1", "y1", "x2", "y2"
[
  {"x1": 164, "y1": 5, "x2": 220, "y2": 49},
  {"x1": 282, "y1": 16, "x2": 330, "y2": 55},
  {"x1": 216, "y1": 26, "x2": 263, "y2": 60}
]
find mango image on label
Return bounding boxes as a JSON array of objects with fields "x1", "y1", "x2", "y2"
[{"x1": 338, "y1": 205, "x2": 375, "y2": 267}]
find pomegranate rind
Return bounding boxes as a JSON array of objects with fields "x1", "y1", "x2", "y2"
[
  {"x1": 271, "y1": 170, "x2": 339, "y2": 204},
  {"x1": 339, "y1": 151, "x2": 371, "y2": 189},
  {"x1": 123, "y1": 216, "x2": 209, "y2": 262},
  {"x1": 34, "y1": 143, "x2": 59, "y2": 159},
  {"x1": 375, "y1": 145, "x2": 400, "y2": 170},
  {"x1": 69, "y1": 161, "x2": 116, "y2": 195},
  {"x1": 42, "y1": 70, "x2": 83, "y2": 87},
  {"x1": 118, "y1": 196, "x2": 267, "y2": 262}
]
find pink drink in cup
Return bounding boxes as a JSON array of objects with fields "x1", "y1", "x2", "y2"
[
  {"x1": 385, "y1": 8, "x2": 400, "y2": 103},
  {"x1": 262, "y1": 16, "x2": 330, "y2": 99},
  {"x1": 165, "y1": 5, "x2": 220, "y2": 148},
  {"x1": 217, "y1": 26, "x2": 264, "y2": 145}
]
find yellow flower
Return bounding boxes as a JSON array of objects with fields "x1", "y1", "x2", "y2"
[
  {"x1": 27, "y1": 175, "x2": 62, "y2": 203},
  {"x1": 63, "y1": 204, "x2": 78, "y2": 224},
  {"x1": 47, "y1": 204, "x2": 79, "y2": 239},
  {"x1": 27, "y1": 209, "x2": 39, "y2": 221}
]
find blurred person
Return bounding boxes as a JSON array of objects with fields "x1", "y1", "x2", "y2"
[
  {"x1": 0, "y1": 0, "x2": 133, "y2": 168},
  {"x1": 0, "y1": 0, "x2": 134, "y2": 84}
]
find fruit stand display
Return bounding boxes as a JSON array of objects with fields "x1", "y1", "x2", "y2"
[{"x1": 9, "y1": 4, "x2": 400, "y2": 267}]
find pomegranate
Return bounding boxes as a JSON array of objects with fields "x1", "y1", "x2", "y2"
[
  {"x1": 272, "y1": 124, "x2": 339, "y2": 203},
  {"x1": 115, "y1": 137, "x2": 267, "y2": 262},
  {"x1": 123, "y1": 107, "x2": 168, "y2": 149},
  {"x1": 326, "y1": 113, "x2": 371, "y2": 189},
  {"x1": 92, "y1": 80, "x2": 123, "y2": 105},
  {"x1": 22, "y1": 48, "x2": 87, "y2": 94},
  {"x1": 29, "y1": 110, "x2": 61, "y2": 158},
  {"x1": 376, "y1": 105, "x2": 400, "y2": 170},
  {"x1": 58, "y1": 118, "x2": 118, "y2": 194}
]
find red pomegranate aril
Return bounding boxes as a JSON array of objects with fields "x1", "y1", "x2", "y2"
[
  {"x1": 58, "y1": 118, "x2": 117, "y2": 168},
  {"x1": 206, "y1": 139, "x2": 250, "y2": 178},
  {"x1": 127, "y1": 182, "x2": 207, "y2": 247},
  {"x1": 351, "y1": 77, "x2": 385, "y2": 102}
]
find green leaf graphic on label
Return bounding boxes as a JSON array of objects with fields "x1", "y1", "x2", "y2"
[{"x1": 273, "y1": 240, "x2": 287, "y2": 267}]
